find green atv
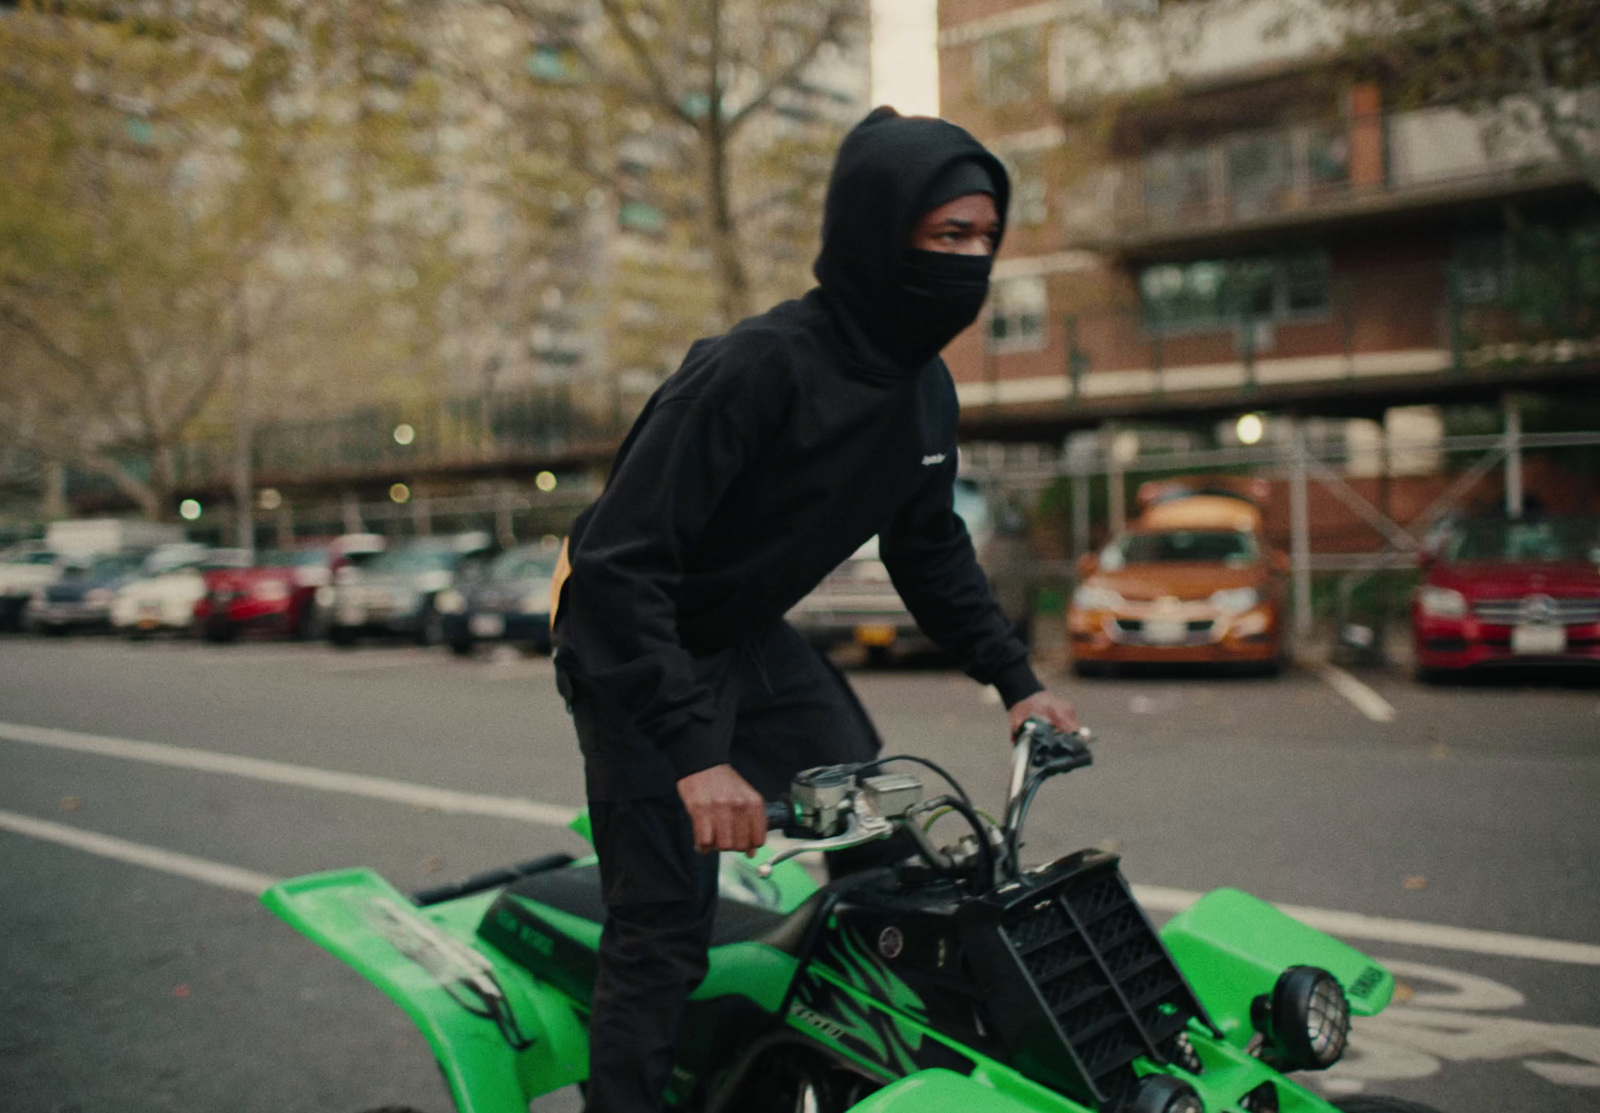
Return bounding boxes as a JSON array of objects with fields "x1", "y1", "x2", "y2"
[{"x1": 263, "y1": 722, "x2": 1435, "y2": 1113}]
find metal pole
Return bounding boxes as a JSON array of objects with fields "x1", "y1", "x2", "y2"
[
  {"x1": 1072, "y1": 468, "x2": 1091, "y2": 560},
  {"x1": 230, "y1": 342, "x2": 254, "y2": 554},
  {"x1": 341, "y1": 490, "x2": 364, "y2": 535},
  {"x1": 1104, "y1": 424, "x2": 1126, "y2": 536},
  {"x1": 1504, "y1": 395, "x2": 1523, "y2": 519},
  {"x1": 1288, "y1": 420, "x2": 1314, "y2": 647},
  {"x1": 496, "y1": 484, "x2": 516, "y2": 549}
]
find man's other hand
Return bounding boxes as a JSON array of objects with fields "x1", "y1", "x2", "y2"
[
  {"x1": 1007, "y1": 690, "x2": 1080, "y2": 737},
  {"x1": 677, "y1": 764, "x2": 768, "y2": 856}
]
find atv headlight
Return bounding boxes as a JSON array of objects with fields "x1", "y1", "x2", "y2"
[
  {"x1": 1260, "y1": 965, "x2": 1350, "y2": 1071},
  {"x1": 1126, "y1": 1075, "x2": 1204, "y2": 1113},
  {"x1": 1072, "y1": 584, "x2": 1124, "y2": 610},
  {"x1": 1208, "y1": 587, "x2": 1259, "y2": 614},
  {"x1": 1417, "y1": 585, "x2": 1467, "y2": 619}
]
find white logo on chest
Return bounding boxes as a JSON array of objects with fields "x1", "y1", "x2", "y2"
[{"x1": 921, "y1": 453, "x2": 947, "y2": 466}]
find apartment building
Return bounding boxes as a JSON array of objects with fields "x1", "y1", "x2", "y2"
[{"x1": 936, "y1": 0, "x2": 1599, "y2": 438}]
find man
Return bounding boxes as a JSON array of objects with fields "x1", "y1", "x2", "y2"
[{"x1": 553, "y1": 106, "x2": 1079, "y2": 1113}]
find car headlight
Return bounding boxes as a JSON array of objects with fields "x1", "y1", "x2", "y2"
[
  {"x1": 1258, "y1": 965, "x2": 1350, "y2": 1071},
  {"x1": 1072, "y1": 584, "x2": 1124, "y2": 610},
  {"x1": 1209, "y1": 587, "x2": 1260, "y2": 614},
  {"x1": 435, "y1": 589, "x2": 467, "y2": 614},
  {"x1": 1417, "y1": 585, "x2": 1467, "y2": 619},
  {"x1": 251, "y1": 580, "x2": 291, "y2": 602},
  {"x1": 85, "y1": 588, "x2": 114, "y2": 606}
]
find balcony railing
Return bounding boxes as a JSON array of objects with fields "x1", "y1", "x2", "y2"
[
  {"x1": 171, "y1": 383, "x2": 640, "y2": 494},
  {"x1": 1091, "y1": 109, "x2": 1576, "y2": 247},
  {"x1": 964, "y1": 260, "x2": 1600, "y2": 412}
]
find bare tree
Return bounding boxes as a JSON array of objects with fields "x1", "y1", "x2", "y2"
[{"x1": 492, "y1": 0, "x2": 866, "y2": 327}]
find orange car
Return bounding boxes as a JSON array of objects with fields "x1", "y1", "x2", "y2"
[{"x1": 1068, "y1": 484, "x2": 1288, "y2": 675}]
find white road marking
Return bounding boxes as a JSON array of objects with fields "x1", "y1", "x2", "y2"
[
  {"x1": 4, "y1": 720, "x2": 1598, "y2": 967},
  {"x1": 0, "y1": 808, "x2": 277, "y2": 894},
  {"x1": 1314, "y1": 663, "x2": 1398, "y2": 722},
  {"x1": 320, "y1": 652, "x2": 439, "y2": 673},
  {"x1": 1133, "y1": 883, "x2": 1600, "y2": 966},
  {"x1": 0, "y1": 720, "x2": 579, "y2": 827}
]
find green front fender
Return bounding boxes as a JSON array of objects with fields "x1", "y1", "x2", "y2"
[
  {"x1": 844, "y1": 1068, "x2": 1084, "y2": 1113},
  {"x1": 1160, "y1": 888, "x2": 1395, "y2": 1047},
  {"x1": 263, "y1": 869, "x2": 588, "y2": 1113}
]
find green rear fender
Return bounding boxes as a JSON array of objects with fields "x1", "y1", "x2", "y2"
[
  {"x1": 262, "y1": 869, "x2": 588, "y2": 1113},
  {"x1": 1159, "y1": 888, "x2": 1395, "y2": 1047}
]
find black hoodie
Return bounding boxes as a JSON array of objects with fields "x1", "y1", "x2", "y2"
[{"x1": 559, "y1": 108, "x2": 1042, "y2": 799}]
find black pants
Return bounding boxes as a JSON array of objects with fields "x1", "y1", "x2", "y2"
[{"x1": 565, "y1": 621, "x2": 880, "y2": 1113}]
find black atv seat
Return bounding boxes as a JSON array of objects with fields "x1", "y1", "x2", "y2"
[{"x1": 486, "y1": 861, "x2": 823, "y2": 955}]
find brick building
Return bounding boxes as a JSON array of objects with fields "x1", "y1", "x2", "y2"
[{"x1": 934, "y1": 0, "x2": 1599, "y2": 440}]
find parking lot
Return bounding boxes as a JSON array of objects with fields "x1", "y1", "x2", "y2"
[{"x1": 1, "y1": 634, "x2": 1597, "y2": 1113}]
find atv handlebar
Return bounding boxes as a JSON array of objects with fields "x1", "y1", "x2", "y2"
[{"x1": 757, "y1": 719, "x2": 1093, "y2": 885}]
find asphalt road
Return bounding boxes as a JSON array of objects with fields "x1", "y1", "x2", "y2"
[{"x1": 1, "y1": 635, "x2": 1597, "y2": 1113}]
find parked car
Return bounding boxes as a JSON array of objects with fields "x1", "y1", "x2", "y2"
[
  {"x1": 25, "y1": 551, "x2": 150, "y2": 634},
  {"x1": 1411, "y1": 515, "x2": 1600, "y2": 680},
  {"x1": 196, "y1": 535, "x2": 386, "y2": 643},
  {"x1": 786, "y1": 477, "x2": 1035, "y2": 662},
  {"x1": 111, "y1": 548, "x2": 253, "y2": 637},
  {"x1": 438, "y1": 542, "x2": 561, "y2": 656},
  {"x1": 0, "y1": 542, "x2": 63, "y2": 631},
  {"x1": 324, "y1": 532, "x2": 494, "y2": 646},
  {"x1": 1067, "y1": 483, "x2": 1288, "y2": 675}
]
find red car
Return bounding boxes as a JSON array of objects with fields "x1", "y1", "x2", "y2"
[
  {"x1": 196, "y1": 535, "x2": 384, "y2": 642},
  {"x1": 1412, "y1": 516, "x2": 1600, "y2": 679}
]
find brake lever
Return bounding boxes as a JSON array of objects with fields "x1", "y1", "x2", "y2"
[{"x1": 757, "y1": 812, "x2": 894, "y2": 877}]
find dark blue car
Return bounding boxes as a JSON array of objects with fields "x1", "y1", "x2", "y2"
[
  {"x1": 26, "y1": 551, "x2": 148, "y2": 634},
  {"x1": 439, "y1": 544, "x2": 560, "y2": 656}
]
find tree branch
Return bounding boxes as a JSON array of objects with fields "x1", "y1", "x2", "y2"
[{"x1": 726, "y1": 0, "x2": 853, "y2": 132}]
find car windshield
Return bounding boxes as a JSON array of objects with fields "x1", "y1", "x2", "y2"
[
  {"x1": 953, "y1": 478, "x2": 992, "y2": 537},
  {"x1": 1442, "y1": 518, "x2": 1600, "y2": 563},
  {"x1": 368, "y1": 545, "x2": 457, "y2": 574},
  {"x1": 83, "y1": 553, "x2": 143, "y2": 579},
  {"x1": 256, "y1": 549, "x2": 327, "y2": 568},
  {"x1": 488, "y1": 549, "x2": 558, "y2": 582},
  {"x1": 5, "y1": 551, "x2": 57, "y2": 566},
  {"x1": 1102, "y1": 530, "x2": 1258, "y2": 569}
]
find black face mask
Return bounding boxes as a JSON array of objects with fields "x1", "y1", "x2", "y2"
[{"x1": 881, "y1": 248, "x2": 994, "y2": 369}]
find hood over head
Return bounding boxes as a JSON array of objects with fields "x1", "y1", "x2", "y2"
[{"x1": 814, "y1": 106, "x2": 1010, "y2": 378}]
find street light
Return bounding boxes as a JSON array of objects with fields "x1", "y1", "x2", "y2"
[
  {"x1": 393, "y1": 423, "x2": 416, "y2": 446},
  {"x1": 1236, "y1": 413, "x2": 1265, "y2": 445},
  {"x1": 389, "y1": 483, "x2": 411, "y2": 504},
  {"x1": 535, "y1": 471, "x2": 558, "y2": 492},
  {"x1": 179, "y1": 499, "x2": 202, "y2": 521}
]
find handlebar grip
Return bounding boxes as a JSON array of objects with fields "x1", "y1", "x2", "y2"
[{"x1": 766, "y1": 799, "x2": 794, "y2": 831}]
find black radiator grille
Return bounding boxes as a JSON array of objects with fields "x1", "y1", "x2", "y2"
[{"x1": 1002, "y1": 868, "x2": 1202, "y2": 1102}]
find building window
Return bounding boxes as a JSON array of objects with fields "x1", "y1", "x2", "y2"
[
  {"x1": 988, "y1": 275, "x2": 1048, "y2": 351},
  {"x1": 1139, "y1": 252, "x2": 1329, "y2": 333},
  {"x1": 1000, "y1": 150, "x2": 1048, "y2": 225},
  {"x1": 1142, "y1": 147, "x2": 1212, "y2": 229},
  {"x1": 974, "y1": 29, "x2": 1041, "y2": 107},
  {"x1": 1304, "y1": 121, "x2": 1351, "y2": 195},
  {"x1": 1225, "y1": 132, "x2": 1293, "y2": 220},
  {"x1": 618, "y1": 200, "x2": 666, "y2": 236}
]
